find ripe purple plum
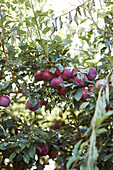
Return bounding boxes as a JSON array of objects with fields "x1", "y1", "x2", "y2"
[
  {"x1": 34, "y1": 70, "x2": 42, "y2": 81},
  {"x1": 36, "y1": 145, "x2": 48, "y2": 156},
  {"x1": 42, "y1": 69, "x2": 53, "y2": 81},
  {"x1": 53, "y1": 123, "x2": 60, "y2": 129},
  {"x1": 81, "y1": 89, "x2": 90, "y2": 102},
  {"x1": 72, "y1": 68, "x2": 77, "y2": 78},
  {"x1": 87, "y1": 67, "x2": 97, "y2": 80},
  {"x1": 58, "y1": 86, "x2": 68, "y2": 96},
  {"x1": 26, "y1": 99, "x2": 40, "y2": 111},
  {"x1": 75, "y1": 75, "x2": 88, "y2": 87},
  {"x1": 51, "y1": 77, "x2": 63, "y2": 89},
  {"x1": 54, "y1": 68, "x2": 62, "y2": 77},
  {"x1": 0, "y1": 96, "x2": 11, "y2": 107},
  {"x1": 60, "y1": 68, "x2": 71, "y2": 80}
]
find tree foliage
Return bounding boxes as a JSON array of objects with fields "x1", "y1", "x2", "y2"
[{"x1": 0, "y1": 0, "x2": 113, "y2": 169}]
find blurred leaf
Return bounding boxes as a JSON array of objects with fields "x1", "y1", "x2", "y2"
[
  {"x1": 74, "y1": 88, "x2": 82, "y2": 101},
  {"x1": 29, "y1": 145, "x2": 36, "y2": 158}
]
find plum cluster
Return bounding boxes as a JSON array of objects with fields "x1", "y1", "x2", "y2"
[{"x1": 0, "y1": 67, "x2": 98, "y2": 110}]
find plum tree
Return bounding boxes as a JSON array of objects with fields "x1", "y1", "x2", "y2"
[
  {"x1": 75, "y1": 75, "x2": 88, "y2": 87},
  {"x1": 36, "y1": 145, "x2": 49, "y2": 156},
  {"x1": 60, "y1": 68, "x2": 72, "y2": 80},
  {"x1": 87, "y1": 67, "x2": 97, "y2": 80},
  {"x1": 42, "y1": 69, "x2": 53, "y2": 81},
  {"x1": 0, "y1": 96, "x2": 11, "y2": 107},
  {"x1": 26, "y1": 99, "x2": 40, "y2": 111},
  {"x1": 51, "y1": 77, "x2": 63, "y2": 89}
]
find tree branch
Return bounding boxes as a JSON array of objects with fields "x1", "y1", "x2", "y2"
[{"x1": 0, "y1": 5, "x2": 22, "y2": 92}]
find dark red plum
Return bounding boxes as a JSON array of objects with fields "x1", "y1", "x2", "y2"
[
  {"x1": 72, "y1": 68, "x2": 77, "y2": 78},
  {"x1": 87, "y1": 67, "x2": 97, "y2": 80},
  {"x1": 0, "y1": 96, "x2": 11, "y2": 107},
  {"x1": 36, "y1": 145, "x2": 48, "y2": 156},
  {"x1": 26, "y1": 99, "x2": 40, "y2": 111},
  {"x1": 75, "y1": 75, "x2": 88, "y2": 87},
  {"x1": 60, "y1": 68, "x2": 71, "y2": 80},
  {"x1": 54, "y1": 68, "x2": 62, "y2": 77},
  {"x1": 34, "y1": 70, "x2": 42, "y2": 81},
  {"x1": 42, "y1": 69, "x2": 53, "y2": 81},
  {"x1": 53, "y1": 123, "x2": 60, "y2": 129},
  {"x1": 51, "y1": 77, "x2": 63, "y2": 89},
  {"x1": 58, "y1": 86, "x2": 68, "y2": 96},
  {"x1": 81, "y1": 89, "x2": 90, "y2": 102}
]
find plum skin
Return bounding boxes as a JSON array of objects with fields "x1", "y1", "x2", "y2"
[
  {"x1": 34, "y1": 70, "x2": 42, "y2": 81},
  {"x1": 75, "y1": 75, "x2": 88, "y2": 87},
  {"x1": 51, "y1": 77, "x2": 63, "y2": 89},
  {"x1": 36, "y1": 145, "x2": 48, "y2": 156},
  {"x1": 60, "y1": 68, "x2": 72, "y2": 80},
  {"x1": 42, "y1": 70, "x2": 53, "y2": 81},
  {"x1": 58, "y1": 86, "x2": 68, "y2": 96},
  {"x1": 72, "y1": 68, "x2": 77, "y2": 78},
  {"x1": 26, "y1": 99, "x2": 40, "y2": 111},
  {"x1": 87, "y1": 67, "x2": 97, "y2": 80},
  {"x1": 54, "y1": 68, "x2": 61, "y2": 77},
  {"x1": 0, "y1": 96, "x2": 11, "y2": 107},
  {"x1": 53, "y1": 123, "x2": 60, "y2": 129},
  {"x1": 81, "y1": 89, "x2": 90, "y2": 102}
]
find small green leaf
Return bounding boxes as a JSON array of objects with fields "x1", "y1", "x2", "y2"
[
  {"x1": 49, "y1": 67, "x2": 56, "y2": 74},
  {"x1": 69, "y1": 12, "x2": 72, "y2": 24},
  {"x1": 74, "y1": 88, "x2": 82, "y2": 101},
  {"x1": 29, "y1": 145, "x2": 36, "y2": 158},
  {"x1": 80, "y1": 102, "x2": 89, "y2": 109},
  {"x1": 9, "y1": 152, "x2": 16, "y2": 161}
]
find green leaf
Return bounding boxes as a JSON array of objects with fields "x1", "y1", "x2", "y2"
[
  {"x1": 66, "y1": 156, "x2": 76, "y2": 170},
  {"x1": 59, "y1": 17, "x2": 63, "y2": 29},
  {"x1": 58, "y1": 64, "x2": 64, "y2": 72},
  {"x1": 43, "y1": 27, "x2": 50, "y2": 34},
  {"x1": 96, "y1": 128, "x2": 107, "y2": 135},
  {"x1": 69, "y1": 12, "x2": 72, "y2": 24},
  {"x1": 74, "y1": 88, "x2": 82, "y2": 101},
  {"x1": 29, "y1": 96, "x2": 37, "y2": 107},
  {"x1": 0, "y1": 144, "x2": 5, "y2": 150},
  {"x1": 80, "y1": 102, "x2": 89, "y2": 109},
  {"x1": 104, "y1": 153, "x2": 113, "y2": 161},
  {"x1": 110, "y1": 56, "x2": 113, "y2": 66},
  {"x1": 9, "y1": 152, "x2": 16, "y2": 161},
  {"x1": 29, "y1": 145, "x2": 36, "y2": 158},
  {"x1": 23, "y1": 151, "x2": 30, "y2": 163},
  {"x1": 49, "y1": 67, "x2": 56, "y2": 74}
]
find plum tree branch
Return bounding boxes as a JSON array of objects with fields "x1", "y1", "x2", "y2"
[
  {"x1": 0, "y1": 5, "x2": 22, "y2": 93},
  {"x1": 89, "y1": 11, "x2": 109, "y2": 34}
]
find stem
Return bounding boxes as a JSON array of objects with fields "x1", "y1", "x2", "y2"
[
  {"x1": 89, "y1": 10, "x2": 109, "y2": 34},
  {"x1": 0, "y1": 5, "x2": 22, "y2": 92}
]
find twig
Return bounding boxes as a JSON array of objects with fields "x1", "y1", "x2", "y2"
[
  {"x1": 89, "y1": 11, "x2": 109, "y2": 34},
  {"x1": 0, "y1": 5, "x2": 22, "y2": 92}
]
